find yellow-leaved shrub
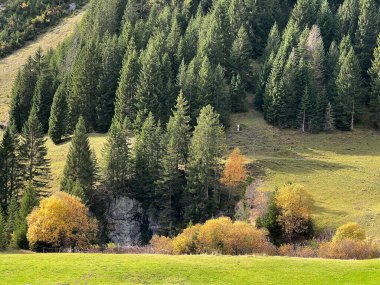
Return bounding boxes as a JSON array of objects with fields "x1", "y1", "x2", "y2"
[{"x1": 332, "y1": 222, "x2": 366, "y2": 242}]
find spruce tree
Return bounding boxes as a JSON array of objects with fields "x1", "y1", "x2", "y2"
[
  {"x1": 369, "y1": 34, "x2": 380, "y2": 127},
  {"x1": 184, "y1": 105, "x2": 225, "y2": 223},
  {"x1": 317, "y1": 0, "x2": 335, "y2": 49},
  {"x1": 48, "y1": 78, "x2": 69, "y2": 144},
  {"x1": 324, "y1": 102, "x2": 336, "y2": 131},
  {"x1": 0, "y1": 209, "x2": 6, "y2": 250},
  {"x1": 356, "y1": 0, "x2": 379, "y2": 82},
  {"x1": 19, "y1": 108, "x2": 51, "y2": 194},
  {"x1": 230, "y1": 74, "x2": 246, "y2": 112},
  {"x1": 61, "y1": 117, "x2": 97, "y2": 202},
  {"x1": 0, "y1": 128, "x2": 22, "y2": 211},
  {"x1": 68, "y1": 43, "x2": 100, "y2": 131},
  {"x1": 6, "y1": 196, "x2": 18, "y2": 244},
  {"x1": 156, "y1": 93, "x2": 191, "y2": 235},
  {"x1": 11, "y1": 184, "x2": 38, "y2": 249},
  {"x1": 337, "y1": 0, "x2": 360, "y2": 38},
  {"x1": 114, "y1": 40, "x2": 140, "y2": 123},
  {"x1": 335, "y1": 47, "x2": 362, "y2": 130},
  {"x1": 102, "y1": 118, "x2": 131, "y2": 195},
  {"x1": 96, "y1": 34, "x2": 123, "y2": 132},
  {"x1": 229, "y1": 26, "x2": 252, "y2": 86},
  {"x1": 133, "y1": 113, "x2": 163, "y2": 206}
]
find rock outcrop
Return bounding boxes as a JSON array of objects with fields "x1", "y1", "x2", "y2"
[{"x1": 105, "y1": 196, "x2": 143, "y2": 245}]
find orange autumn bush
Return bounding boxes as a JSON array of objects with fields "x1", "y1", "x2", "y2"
[
  {"x1": 27, "y1": 192, "x2": 98, "y2": 251},
  {"x1": 318, "y1": 239, "x2": 379, "y2": 259},
  {"x1": 150, "y1": 235, "x2": 174, "y2": 254}
]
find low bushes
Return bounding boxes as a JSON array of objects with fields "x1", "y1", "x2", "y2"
[
  {"x1": 318, "y1": 240, "x2": 379, "y2": 260},
  {"x1": 151, "y1": 217, "x2": 275, "y2": 255}
]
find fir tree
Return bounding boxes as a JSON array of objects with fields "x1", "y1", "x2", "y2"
[
  {"x1": 155, "y1": 93, "x2": 191, "y2": 235},
  {"x1": 68, "y1": 43, "x2": 100, "y2": 131},
  {"x1": 0, "y1": 128, "x2": 22, "y2": 211},
  {"x1": 335, "y1": 47, "x2": 362, "y2": 130},
  {"x1": 356, "y1": 0, "x2": 379, "y2": 83},
  {"x1": 369, "y1": 34, "x2": 380, "y2": 127},
  {"x1": 61, "y1": 117, "x2": 97, "y2": 202},
  {"x1": 184, "y1": 105, "x2": 225, "y2": 223},
  {"x1": 11, "y1": 184, "x2": 38, "y2": 249},
  {"x1": 18, "y1": 108, "x2": 51, "y2": 194},
  {"x1": 229, "y1": 26, "x2": 252, "y2": 86},
  {"x1": 324, "y1": 102, "x2": 336, "y2": 131},
  {"x1": 114, "y1": 40, "x2": 140, "y2": 123},
  {"x1": 0, "y1": 209, "x2": 6, "y2": 250},
  {"x1": 102, "y1": 118, "x2": 131, "y2": 195},
  {"x1": 133, "y1": 113, "x2": 163, "y2": 206},
  {"x1": 96, "y1": 34, "x2": 123, "y2": 132},
  {"x1": 48, "y1": 78, "x2": 69, "y2": 144}
]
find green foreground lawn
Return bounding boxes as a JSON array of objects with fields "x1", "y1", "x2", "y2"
[{"x1": 0, "y1": 254, "x2": 379, "y2": 285}]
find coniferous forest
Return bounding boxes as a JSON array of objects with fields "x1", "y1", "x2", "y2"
[{"x1": 0, "y1": 0, "x2": 380, "y2": 255}]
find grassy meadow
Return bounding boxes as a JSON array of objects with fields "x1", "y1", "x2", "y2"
[
  {"x1": 0, "y1": 253, "x2": 379, "y2": 285},
  {"x1": 0, "y1": 7, "x2": 86, "y2": 121}
]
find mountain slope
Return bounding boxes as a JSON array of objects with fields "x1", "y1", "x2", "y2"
[{"x1": 0, "y1": 7, "x2": 87, "y2": 122}]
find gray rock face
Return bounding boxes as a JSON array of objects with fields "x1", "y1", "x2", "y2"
[{"x1": 106, "y1": 196, "x2": 143, "y2": 246}]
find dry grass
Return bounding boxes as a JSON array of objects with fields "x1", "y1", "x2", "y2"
[{"x1": 0, "y1": 8, "x2": 87, "y2": 121}]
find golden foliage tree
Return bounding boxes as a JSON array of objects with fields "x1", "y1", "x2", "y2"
[
  {"x1": 220, "y1": 148, "x2": 247, "y2": 198},
  {"x1": 275, "y1": 184, "x2": 314, "y2": 242},
  {"x1": 27, "y1": 192, "x2": 98, "y2": 250},
  {"x1": 332, "y1": 222, "x2": 366, "y2": 242}
]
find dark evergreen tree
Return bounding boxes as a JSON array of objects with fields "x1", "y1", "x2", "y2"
[
  {"x1": 369, "y1": 34, "x2": 380, "y2": 127},
  {"x1": 0, "y1": 128, "x2": 22, "y2": 211},
  {"x1": 133, "y1": 113, "x2": 163, "y2": 206},
  {"x1": 96, "y1": 34, "x2": 123, "y2": 132},
  {"x1": 317, "y1": 0, "x2": 336, "y2": 50},
  {"x1": 68, "y1": 43, "x2": 100, "y2": 131},
  {"x1": 11, "y1": 184, "x2": 38, "y2": 249},
  {"x1": 0, "y1": 209, "x2": 6, "y2": 250},
  {"x1": 48, "y1": 78, "x2": 69, "y2": 144},
  {"x1": 156, "y1": 93, "x2": 191, "y2": 234},
  {"x1": 337, "y1": 0, "x2": 360, "y2": 39},
  {"x1": 6, "y1": 196, "x2": 18, "y2": 244},
  {"x1": 230, "y1": 74, "x2": 246, "y2": 112},
  {"x1": 114, "y1": 40, "x2": 140, "y2": 123},
  {"x1": 335, "y1": 47, "x2": 362, "y2": 130},
  {"x1": 184, "y1": 105, "x2": 225, "y2": 223},
  {"x1": 102, "y1": 118, "x2": 131, "y2": 195},
  {"x1": 18, "y1": 108, "x2": 51, "y2": 194},
  {"x1": 61, "y1": 117, "x2": 97, "y2": 202}
]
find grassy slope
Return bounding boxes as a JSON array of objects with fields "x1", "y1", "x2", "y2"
[
  {"x1": 227, "y1": 110, "x2": 380, "y2": 238},
  {"x1": 1, "y1": 254, "x2": 379, "y2": 285},
  {"x1": 0, "y1": 8, "x2": 87, "y2": 121},
  {"x1": 43, "y1": 109, "x2": 380, "y2": 239}
]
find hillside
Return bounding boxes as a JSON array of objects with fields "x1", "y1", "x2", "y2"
[
  {"x1": 0, "y1": 7, "x2": 87, "y2": 121},
  {"x1": 1, "y1": 254, "x2": 379, "y2": 284},
  {"x1": 40, "y1": 108, "x2": 380, "y2": 238}
]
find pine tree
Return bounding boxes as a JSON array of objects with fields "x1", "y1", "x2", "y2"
[
  {"x1": 6, "y1": 196, "x2": 18, "y2": 244},
  {"x1": 317, "y1": 0, "x2": 335, "y2": 49},
  {"x1": 155, "y1": 93, "x2": 191, "y2": 234},
  {"x1": 96, "y1": 34, "x2": 123, "y2": 132},
  {"x1": 8, "y1": 57, "x2": 38, "y2": 132},
  {"x1": 32, "y1": 68, "x2": 56, "y2": 133},
  {"x1": 337, "y1": 0, "x2": 360, "y2": 38},
  {"x1": 133, "y1": 113, "x2": 163, "y2": 206},
  {"x1": 324, "y1": 102, "x2": 336, "y2": 131},
  {"x1": 184, "y1": 105, "x2": 225, "y2": 223},
  {"x1": 48, "y1": 78, "x2": 69, "y2": 144},
  {"x1": 335, "y1": 47, "x2": 362, "y2": 130},
  {"x1": 19, "y1": 108, "x2": 51, "y2": 194},
  {"x1": 356, "y1": 0, "x2": 379, "y2": 83},
  {"x1": 369, "y1": 34, "x2": 380, "y2": 127},
  {"x1": 230, "y1": 74, "x2": 246, "y2": 112},
  {"x1": 61, "y1": 117, "x2": 97, "y2": 203},
  {"x1": 0, "y1": 209, "x2": 6, "y2": 250},
  {"x1": 102, "y1": 118, "x2": 131, "y2": 195},
  {"x1": 11, "y1": 184, "x2": 38, "y2": 249},
  {"x1": 0, "y1": 128, "x2": 22, "y2": 211},
  {"x1": 229, "y1": 26, "x2": 252, "y2": 86},
  {"x1": 114, "y1": 40, "x2": 140, "y2": 123},
  {"x1": 68, "y1": 43, "x2": 100, "y2": 131}
]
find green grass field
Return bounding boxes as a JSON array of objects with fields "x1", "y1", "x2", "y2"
[{"x1": 0, "y1": 254, "x2": 379, "y2": 284}]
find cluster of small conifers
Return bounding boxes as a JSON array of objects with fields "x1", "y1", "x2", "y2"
[{"x1": 150, "y1": 217, "x2": 380, "y2": 260}]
